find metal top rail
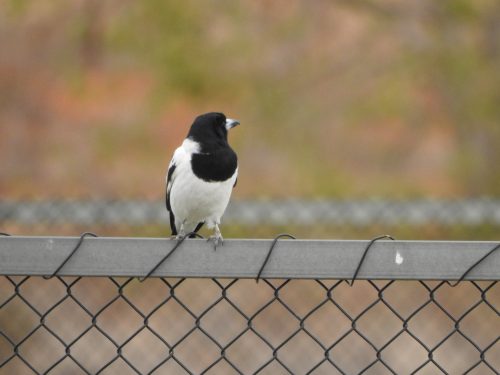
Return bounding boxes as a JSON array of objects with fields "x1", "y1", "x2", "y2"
[{"x1": 1, "y1": 236, "x2": 499, "y2": 280}]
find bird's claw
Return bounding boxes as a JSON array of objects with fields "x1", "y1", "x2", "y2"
[{"x1": 207, "y1": 235, "x2": 223, "y2": 250}]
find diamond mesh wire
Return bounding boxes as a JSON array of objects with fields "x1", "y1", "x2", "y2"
[{"x1": 1, "y1": 276, "x2": 498, "y2": 374}]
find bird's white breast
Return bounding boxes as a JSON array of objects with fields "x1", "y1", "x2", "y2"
[{"x1": 168, "y1": 139, "x2": 237, "y2": 229}]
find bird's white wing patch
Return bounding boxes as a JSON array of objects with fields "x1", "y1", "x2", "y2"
[
  {"x1": 166, "y1": 147, "x2": 182, "y2": 191},
  {"x1": 166, "y1": 139, "x2": 201, "y2": 190}
]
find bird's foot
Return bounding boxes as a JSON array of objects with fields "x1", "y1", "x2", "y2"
[
  {"x1": 169, "y1": 232, "x2": 203, "y2": 241},
  {"x1": 207, "y1": 234, "x2": 223, "y2": 250},
  {"x1": 173, "y1": 226, "x2": 187, "y2": 240}
]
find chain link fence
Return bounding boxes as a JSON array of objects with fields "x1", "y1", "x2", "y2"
[
  {"x1": 2, "y1": 199, "x2": 500, "y2": 239},
  {"x1": 1, "y1": 236, "x2": 500, "y2": 375},
  {"x1": 1, "y1": 201, "x2": 499, "y2": 374},
  {"x1": 1, "y1": 276, "x2": 498, "y2": 374}
]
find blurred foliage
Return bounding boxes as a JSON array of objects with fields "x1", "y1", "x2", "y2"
[{"x1": 1, "y1": 0, "x2": 500, "y2": 199}]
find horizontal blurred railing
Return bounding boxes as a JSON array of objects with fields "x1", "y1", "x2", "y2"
[{"x1": 1, "y1": 199, "x2": 500, "y2": 226}]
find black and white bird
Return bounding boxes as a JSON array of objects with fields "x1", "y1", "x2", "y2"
[{"x1": 165, "y1": 112, "x2": 240, "y2": 248}]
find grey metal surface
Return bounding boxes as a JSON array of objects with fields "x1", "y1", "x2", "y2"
[
  {"x1": 1, "y1": 236, "x2": 499, "y2": 279},
  {"x1": 2, "y1": 199, "x2": 500, "y2": 225}
]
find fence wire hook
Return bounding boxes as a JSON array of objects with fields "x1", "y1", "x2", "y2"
[
  {"x1": 44, "y1": 232, "x2": 98, "y2": 279},
  {"x1": 349, "y1": 234, "x2": 395, "y2": 286},
  {"x1": 256, "y1": 233, "x2": 296, "y2": 283},
  {"x1": 139, "y1": 232, "x2": 204, "y2": 282},
  {"x1": 446, "y1": 242, "x2": 500, "y2": 287}
]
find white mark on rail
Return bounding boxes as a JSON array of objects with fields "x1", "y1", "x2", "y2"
[
  {"x1": 45, "y1": 239, "x2": 54, "y2": 250},
  {"x1": 395, "y1": 251, "x2": 404, "y2": 265}
]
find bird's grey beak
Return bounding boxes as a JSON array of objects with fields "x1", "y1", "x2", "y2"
[{"x1": 225, "y1": 118, "x2": 240, "y2": 131}]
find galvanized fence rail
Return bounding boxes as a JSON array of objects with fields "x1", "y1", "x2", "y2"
[{"x1": 1, "y1": 237, "x2": 499, "y2": 374}]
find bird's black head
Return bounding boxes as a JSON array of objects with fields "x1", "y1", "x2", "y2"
[{"x1": 187, "y1": 112, "x2": 240, "y2": 149}]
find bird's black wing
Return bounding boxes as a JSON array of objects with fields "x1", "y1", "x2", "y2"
[{"x1": 166, "y1": 163, "x2": 177, "y2": 235}]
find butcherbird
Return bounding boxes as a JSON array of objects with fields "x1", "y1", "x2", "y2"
[{"x1": 165, "y1": 112, "x2": 240, "y2": 248}]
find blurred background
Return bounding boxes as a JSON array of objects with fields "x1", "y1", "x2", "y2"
[
  {"x1": 1, "y1": 2, "x2": 499, "y2": 374},
  {"x1": 1, "y1": 0, "x2": 500, "y2": 239}
]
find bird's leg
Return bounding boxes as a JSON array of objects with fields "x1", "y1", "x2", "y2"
[
  {"x1": 207, "y1": 223, "x2": 223, "y2": 250},
  {"x1": 175, "y1": 223, "x2": 186, "y2": 240}
]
